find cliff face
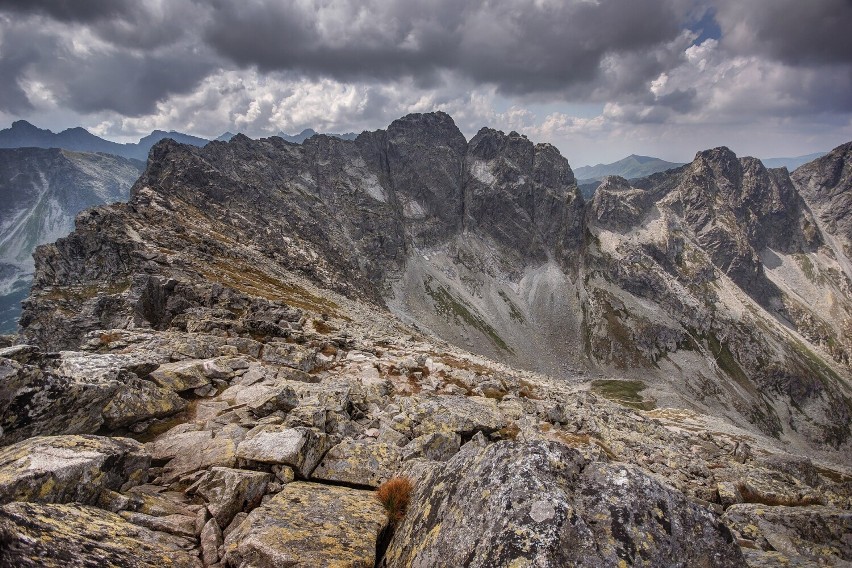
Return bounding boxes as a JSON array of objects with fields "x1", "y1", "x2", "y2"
[{"x1": 3, "y1": 112, "x2": 851, "y2": 567}]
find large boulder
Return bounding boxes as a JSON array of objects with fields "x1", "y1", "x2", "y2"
[
  {"x1": 0, "y1": 435, "x2": 149, "y2": 505},
  {"x1": 0, "y1": 501, "x2": 198, "y2": 568},
  {"x1": 235, "y1": 425, "x2": 332, "y2": 478},
  {"x1": 383, "y1": 440, "x2": 746, "y2": 567},
  {"x1": 149, "y1": 429, "x2": 237, "y2": 485},
  {"x1": 396, "y1": 394, "x2": 506, "y2": 437},
  {"x1": 222, "y1": 481, "x2": 387, "y2": 567},
  {"x1": 312, "y1": 438, "x2": 402, "y2": 487}
]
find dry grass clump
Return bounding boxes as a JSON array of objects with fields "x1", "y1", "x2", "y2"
[{"x1": 376, "y1": 477, "x2": 413, "y2": 524}]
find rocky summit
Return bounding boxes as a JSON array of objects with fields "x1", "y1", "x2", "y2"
[{"x1": 1, "y1": 112, "x2": 850, "y2": 567}]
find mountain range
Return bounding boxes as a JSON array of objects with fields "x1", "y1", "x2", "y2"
[
  {"x1": 0, "y1": 120, "x2": 209, "y2": 161},
  {"x1": 277, "y1": 128, "x2": 358, "y2": 143},
  {"x1": 0, "y1": 112, "x2": 850, "y2": 567}
]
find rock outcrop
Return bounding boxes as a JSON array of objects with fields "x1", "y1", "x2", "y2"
[{"x1": 384, "y1": 440, "x2": 746, "y2": 567}]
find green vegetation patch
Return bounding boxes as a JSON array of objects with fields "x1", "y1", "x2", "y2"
[
  {"x1": 497, "y1": 290, "x2": 526, "y2": 323},
  {"x1": 424, "y1": 278, "x2": 512, "y2": 353},
  {"x1": 591, "y1": 379, "x2": 655, "y2": 410}
]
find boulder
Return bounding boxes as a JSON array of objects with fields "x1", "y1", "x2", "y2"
[
  {"x1": 0, "y1": 435, "x2": 149, "y2": 505},
  {"x1": 148, "y1": 359, "x2": 214, "y2": 392},
  {"x1": 0, "y1": 501, "x2": 198, "y2": 568},
  {"x1": 195, "y1": 467, "x2": 271, "y2": 528},
  {"x1": 401, "y1": 431, "x2": 461, "y2": 462},
  {"x1": 235, "y1": 425, "x2": 332, "y2": 478},
  {"x1": 149, "y1": 428, "x2": 238, "y2": 485},
  {"x1": 724, "y1": 504, "x2": 852, "y2": 566},
  {"x1": 312, "y1": 438, "x2": 402, "y2": 487},
  {"x1": 201, "y1": 517, "x2": 224, "y2": 565},
  {"x1": 222, "y1": 481, "x2": 386, "y2": 567},
  {"x1": 383, "y1": 440, "x2": 745, "y2": 567},
  {"x1": 396, "y1": 394, "x2": 506, "y2": 437}
]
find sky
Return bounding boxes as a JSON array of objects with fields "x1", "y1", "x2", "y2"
[{"x1": 0, "y1": 0, "x2": 850, "y2": 167}]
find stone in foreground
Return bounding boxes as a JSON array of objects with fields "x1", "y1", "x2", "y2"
[
  {"x1": 0, "y1": 501, "x2": 198, "y2": 568},
  {"x1": 195, "y1": 466, "x2": 271, "y2": 528},
  {"x1": 0, "y1": 435, "x2": 149, "y2": 505},
  {"x1": 223, "y1": 481, "x2": 387, "y2": 567},
  {"x1": 311, "y1": 438, "x2": 402, "y2": 487},
  {"x1": 384, "y1": 440, "x2": 746, "y2": 567},
  {"x1": 235, "y1": 425, "x2": 331, "y2": 478}
]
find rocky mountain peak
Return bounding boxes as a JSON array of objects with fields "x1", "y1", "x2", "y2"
[{"x1": 10, "y1": 120, "x2": 40, "y2": 132}]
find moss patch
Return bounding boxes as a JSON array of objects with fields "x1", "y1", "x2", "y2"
[
  {"x1": 591, "y1": 379, "x2": 655, "y2": 411},
  {"x1": 497, "y1": 290, "x2": 526, "y2": 323},
  {"x1": 424, "y1": 278, "x2": 512, "y2": 353}
]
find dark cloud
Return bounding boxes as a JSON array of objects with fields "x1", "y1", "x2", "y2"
[
  {"x1": 716, "y1": 0, "x2": 852, "y2": 65},
  {"x1": 656, "y1": 88, "x2": 698, "y2": 113},
  {"x1": 0, "y1": 14, "x2": 216, "y2": 116},
  {"x1": 0, "y1": 0, "x2": 135, "y2": 23},
  {"x1": 202, "y1": 0, "x2": 690, "y2": 97}
]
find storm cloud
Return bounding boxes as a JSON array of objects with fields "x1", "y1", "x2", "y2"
[{"x1": 0, "y1": 0, "x2": 849, "y2": 165}]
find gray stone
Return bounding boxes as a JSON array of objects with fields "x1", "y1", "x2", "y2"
[
  {"x1": 312, "y1": 438, "x2": 402, "y2": 487},
  {"x1": 222, "y1": 481, "x2": 387, "y2": 568},
  {"x1": 195, "y1": 467, "x2": 270, "y2": 528},
  {"x1": 235, "y1": 425, "x2": 332, "y2": 477},
  {"x1": 384, "y1": 440, "x2": 745, "y2": 567},
  {"x1": 0, "y1": 501, "x2": 198, "y2": 568},
  {"x1": 0, "y1": 435, "x2": 149, "y2": 505}
]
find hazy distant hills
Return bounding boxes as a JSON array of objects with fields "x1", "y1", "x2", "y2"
[
  {"x1": 277, "y1": 128, "x2": 358, "y2": 143},
  {"x1": 761, "y1": 152, "x2": 828, "y2": 171},
  {"x1": 0, "y1": 120, "x2": 209, "y2": 161},
  {"x1": 574, "y1": 154, "x2": 686, "y2": 182}
]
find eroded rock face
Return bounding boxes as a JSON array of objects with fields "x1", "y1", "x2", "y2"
[
  {"x1": 383, "y1": 440, "x2": 746, "y2": 567},
  {"x1": 222, "y1": 481, "x2": 387, "y2": 568},
  {"x1": 0, "y1": 435, "x2": 149, "y2": 505},
  {"x1": 0, "y1": 350, "x2": 185, "y2": 444},
  {"x1": 792, "y1": 141, "x2": 852, "y2": 256}
]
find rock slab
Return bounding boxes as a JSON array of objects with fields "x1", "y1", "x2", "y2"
[{"x1": 223, "y1": 481, "x2": 387, "y2": 567}]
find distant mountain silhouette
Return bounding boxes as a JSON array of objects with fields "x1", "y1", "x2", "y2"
[
  {"x1": 0, "y1": 120, "x2": 209, "y2": 160},
  {"x1": 760, "y1": 152, "x2": 827, "y2": 171},
  {"x1": 574, "y1": 154, "x2": 685, "y2": 183},
  {"x1": 277, "y1": 128, "x2": 358, "y2": 143}
]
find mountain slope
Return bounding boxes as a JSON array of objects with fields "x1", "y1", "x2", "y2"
[
  {"x1": 18, "y1": 113, "x2": 852, "y2": 458},
  {"x1": 0, "y1": 148, "x2": 143, "y2": 331},
  {"x1": 0, "y1": 120, "x2": 209, "y2": 160}
]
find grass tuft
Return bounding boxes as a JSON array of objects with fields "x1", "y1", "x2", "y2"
[{"x1": 376, "y1": 477, "x2": 413, "y2": 524}]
